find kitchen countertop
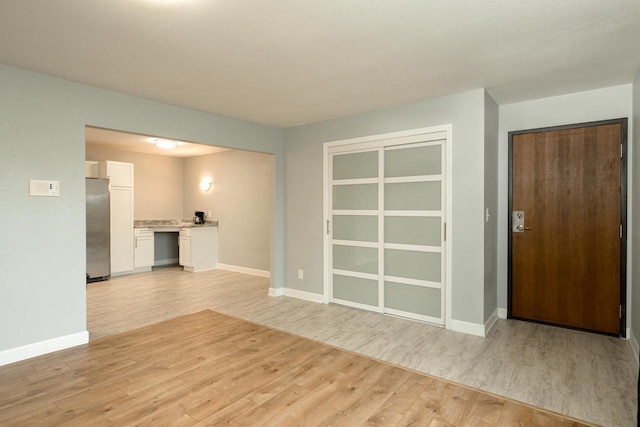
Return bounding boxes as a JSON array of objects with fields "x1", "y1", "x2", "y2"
[{"x1": 134, "y1": 219, "x2": 218, "y2": 229}]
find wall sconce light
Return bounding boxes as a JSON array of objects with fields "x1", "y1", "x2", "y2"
[{"x1": 200, "y1": 179, "x2": 212, "y2": 192}]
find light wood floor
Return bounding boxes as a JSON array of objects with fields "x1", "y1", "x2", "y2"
[
  {"x1": 1, "y1": 309, "x2": 593, "y2": 426},
  {"x1": 5, "y1": 267, "x2": 636, "y2": 425}
]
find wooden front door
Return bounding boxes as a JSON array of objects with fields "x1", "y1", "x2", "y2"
[{"x1": 508, "y1": 119, "x2": 627, "y2": 336}]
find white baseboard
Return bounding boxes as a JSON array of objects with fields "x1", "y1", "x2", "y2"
[
  {"x1": 268, "y1": 287, "x2": 284, "y2": 297},
  {"x1": 0, "y1": 331, "x2": 89, "y2": 367},
  {"x1": 450, "y1": 319, "x2": 486, "y2": 337},
  {"x1": 217, "y1": 263, "x2": 270, "y2": 278},
  {"x1": 283, "y1": 288, "x2": 324, "y2": 304},
  {"x1": 629, "y1": 330, "x2": 639, "y2": 365},
  {"x1": 497, "y1": 308, "x2": 507, "y2": 319},
  {"x1": 267, "y1": 286, "x2": 323, "y2": 304},
  {"x1": 184, "y1": 265, "x2": 218, "y2": 273},
  {"x1": 484, "y1": 308, "x2": 499, "y2": 335}
]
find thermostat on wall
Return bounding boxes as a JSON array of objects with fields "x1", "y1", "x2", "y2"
[{"x1": 29, "y1": 180, "x2": 60, "y2": 197}]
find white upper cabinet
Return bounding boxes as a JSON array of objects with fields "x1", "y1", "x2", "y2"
[
  {"x1": 85, "y1": 161, "x2": 100, "y2": 178},
  {"x1": 100, "y1": 160, "x2": 134, "y2": 187}
]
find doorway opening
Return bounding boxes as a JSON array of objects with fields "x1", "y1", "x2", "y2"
[{"x1": 84, "y1": 126, "x2": 275, "y2": 339}]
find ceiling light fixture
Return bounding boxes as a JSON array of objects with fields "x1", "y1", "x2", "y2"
[{"x1": 153, "y1": 138, "x2": 178, "y2": 149}]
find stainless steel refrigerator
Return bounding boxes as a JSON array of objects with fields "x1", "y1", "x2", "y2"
[{"x1": 86, "y1": 178, "x2": 111, "y2": 282}]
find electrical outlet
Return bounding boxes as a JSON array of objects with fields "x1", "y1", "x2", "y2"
[{"x1": 298, "y1": 269, "x2": 304, "y2": 280}]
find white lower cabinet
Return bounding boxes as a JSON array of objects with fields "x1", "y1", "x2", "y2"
[
  {"x1": 179, "y1": 227, "x2": 217, "y2": 272},
  {"x1": 134, "y1": 228, "x2": 154, "y2": 269},
  {"x1": 178, "y1": 230, "x2": 191, "y2": 268}
]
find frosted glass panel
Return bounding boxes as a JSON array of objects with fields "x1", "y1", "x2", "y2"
[
  {"x1": 333, "y1": 151, "x2": 378, "y2": 180},
  {"x1": 333, "y1": 245, "x2": 378, "y2": 274},
  {"x1": 385, "y1": 249, "x2": 440, "y2": 282},
  {"x1": 333, "y1": 215, "x2": 377, "y2": 242},
  {"x1": 385, "y1": 216, "x2": 440, "y2": 246},
  {"x1": 333, "y1": 275, "x2": 378, "y2": 306},
  {"x1": 385, "y1": 182, "x2": 440, "y2": 210},
  {"x1": 385, "y1": 145, "x2": 441, "y2": 177},
  {"x1": 333, "y1": 184, "x2": 377, "y2": 210},
  {"x1": 385, "y1": 282, "x2": 441, "y2": 318}
]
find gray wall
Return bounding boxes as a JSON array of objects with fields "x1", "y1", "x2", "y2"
[
  {"x1": 2, "y1": 60, "x2": 635, "y2": 358},
  {"x1": 498, "y1": 85, "x2": 634, "y2": 328},
  {"x1": 283, "y1": 89, "x2": 488, "y2": 325},
  {"x1": 0, "y1": 64, "x2": 283, "y2": 353},
  {"x1": 483, "y1": 91, "x2": 499, "y2": 322},
  {"x1": 183, "y1": 150, "x2": 273, "y2": 271},
  {"x1": 632, "y1": 70, "x2": 640, "y2": 345}
]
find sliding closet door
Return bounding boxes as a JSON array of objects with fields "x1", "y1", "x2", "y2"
[
  {"x1": 327, "y1": 128, "x2": 447, "y2": 326},
  {"x1": 384, "y1": 142, "x2": 444, "y2": 324},
  {"x1": 329, "y1": 149, "x2": 383, "y2": 312}
]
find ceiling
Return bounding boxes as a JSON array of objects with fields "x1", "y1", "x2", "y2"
[
  {"x1": 86, "y1": 127, "x2": 227, "y2": 157},
  {"x1": 1, "y1": 1, "x2": 639, "y2": 128}
]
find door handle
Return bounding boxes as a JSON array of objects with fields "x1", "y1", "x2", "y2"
[{"x1": 516, "y1": 224, "x2": 531, "y2": 231}]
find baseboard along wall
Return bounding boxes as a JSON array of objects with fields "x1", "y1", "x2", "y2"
[
  {"x1": 0, "y1": 331, "x2": 89, "y2": 367},
  {"x1": 217, "y1": 264, "x2": 270, "y2": 278}
]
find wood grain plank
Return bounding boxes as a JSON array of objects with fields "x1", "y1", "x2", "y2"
[{"x1": 0, "y1": 310, "x2": 597, "y2": 427}]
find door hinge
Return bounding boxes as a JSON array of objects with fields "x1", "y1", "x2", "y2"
[
  {"x1": 326, "y1": 219, "x2": 331, "y2": 235},
  {"x1": 444, "y1": 223, "x2": 447, "y2": 242},
  {"x1": 620, "y1": 305, "x2": 623, "y2": 319},
  {"x1": 620, "y1": 224, "x2": 623, "y2": 239},
  {"x1": 621, "y1": 144, "x2": 623, "y2": 159}
]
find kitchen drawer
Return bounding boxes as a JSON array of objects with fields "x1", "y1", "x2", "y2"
[{"x1": 135, "y1": 228, "x2": 153, "y2": 237}]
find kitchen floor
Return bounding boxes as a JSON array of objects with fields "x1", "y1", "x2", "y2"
[{"x1": 87, "y1": 267, "x2": 638, "y2": 426}]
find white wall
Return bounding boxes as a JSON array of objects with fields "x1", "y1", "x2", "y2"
[
  {"x1": 497, "y1": 85, "x2": 634, "y2": 329},
  {"x1": 86, "y1": 145, "x2": 184, "y2": 220},
  {"x1": 284, "y1": 89, "x2": 488, "y2": 326},
  {"x1": 0, "y1": 64, "x2": 283, "y2": 360},
  {"x1": 183, "y1": 150, "x2": 273, "y2": 272}
]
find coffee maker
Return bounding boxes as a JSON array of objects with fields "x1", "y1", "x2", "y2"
[{"x1": 194, "y1": 211, "x2": 205, "y2": 224}]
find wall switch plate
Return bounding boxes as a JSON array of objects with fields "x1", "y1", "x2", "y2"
[
  {"x1": 29, "y1": 180, "x2": 60, "y2": 197},
  {"x1": 298, "y1": 269, "x2": 304, "y2": 280}
]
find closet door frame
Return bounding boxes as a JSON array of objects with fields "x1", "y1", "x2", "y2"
[{"x1": 322, "y1": 125, "x2": 453, "y2": 329}]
